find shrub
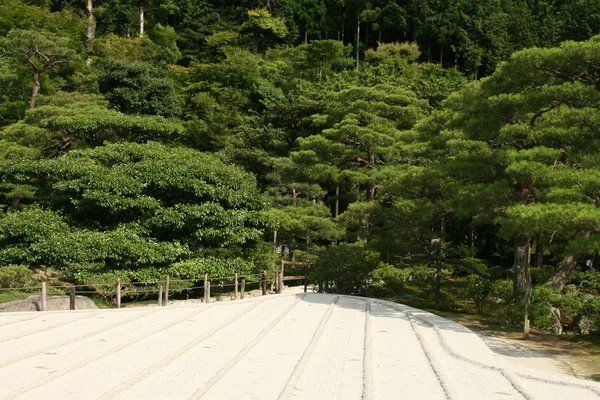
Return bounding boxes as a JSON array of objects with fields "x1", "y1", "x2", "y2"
[
  {"x1": 370, "y1": 265, "x2": 409, "y2": 296},
  {"x1": 490, "y1": 279, "x2": 520, "y2": 326},
  {"x1": 466, "y1": 275, "x2": 493, "y2": 314},
  {"x1": 312, "y1": 242, "x2": 383, "y2": 295},
  {"x1": 0, "y1": 264, "x2": 32, "y2": 289}
]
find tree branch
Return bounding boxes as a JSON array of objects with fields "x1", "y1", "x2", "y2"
[
  {"x1": 431, "y1": 256, "x2": 513, "y2": 279},
  {"x1": 399, "y1": 253, "x2": 512, "y2": 279},
  {"x1": 530, "y1": 102, "x2": 561, "y2": 127}
]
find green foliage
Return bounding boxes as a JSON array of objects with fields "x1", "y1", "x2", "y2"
[
  {"x1": 370, "y1": 264, "x2": 409, "y2": 296},
  {"x1": 0, "y1": 289, "x2": 33, "y2": 303},
  {"x1": 311, "y1": 242, "x2": 383, "y2": 295},
  {"x1": 2, "y1": 0, "x2": 600, "y2": 333},
  {"x1": 297, "y1": 40, "x2": 353, "y2": 77},
  {"x1": 40, "y1": 112, "x2": 185, "y2": 145},
  {"x1": 466, "y1": 274, "x2": 493, "y2": 314},
  {"x1": 97, "y1": 59, "x2": 181, "y2": 117},
  {"x1": 2, "y1": 29, "x2": 77, "y2": 70},
  {"x1": 242, "y1": 8, "x2": 288, "y2": 53},
  {"x1": 529, "y1": 284, "x2": 600, "y2": 333},
  {"x1": 0, "y1": 264, "x2": 32, "y2": 288},
  {"x1": 490, "y1": 279, "x2": 519, "y2": 327},
  {"x1": 0, "y1": 142, "x2": 271, "y2": 279},
  {"x1": 0, "y1": 0, "x2": 86, "y2": 40}
]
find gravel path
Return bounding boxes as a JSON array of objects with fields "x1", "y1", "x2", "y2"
[{"x1": 1, "y1": 291, "x2": 599, "y2": 400}]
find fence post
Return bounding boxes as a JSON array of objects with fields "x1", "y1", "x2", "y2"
[
  {"x1": 276, "y1": 272, "x2": 281, "y2": 294},
  {"x1": 524, "y1": 303, "x2": 530, "y2": 340},
  {"x1": 116, "y1": 278, "x2": 121, "y2": 309},
  {"x1": 164, "y1": 275, "x2": 170, "y2": 306},
  {"x1": 41, "y1": 281, "x2": 47, "y2": 311},
  {"x1": 241, "y1": 278, "x2": 246, "y2": 299},
  {"x1": 203, "y1": 274, "x2": 208, "y2": 303},
  {"x1": 279, "y1": 272, "x2": 284, "y2": 293},
  {"x1": 158, "y1": 286, "x2": 163, "y2": 306},
  {"x1": 207, "y1": 280, "x2": 211, "y2": 304},
  {"x1": 262, "y1": 271, "x2": 267, "y2": 295},
  {"x1": 69, "y1": 286, "x2": 76, "y2": 310},
  {"x1": 304, "y1": 271, "x2": 308, "y2": 293},
  {"x1": 234, "y1": 273, "x2": 238, "y2": 300}
]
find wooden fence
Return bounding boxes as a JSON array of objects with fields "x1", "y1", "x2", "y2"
[{"x1": 1, "y1": 266, "x2": 317, "y2": 311}]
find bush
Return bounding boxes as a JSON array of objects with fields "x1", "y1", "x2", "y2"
[
  {"x1": 530, "y1": 285, "x2": 562, "y2": 330},
  {"x1": 0, "y1": 290, "x2": 30, "y2": 303},
  {"x1": 0, "y1": 264, "x2": 32, "y2": 289},
  {"x1": 466, "y1": 275, "x2": 493, "y2": 314},
  {"x1": 490, "y1": 279, "x2": 520, "y2": 327},
  {"x1": 370, "y1": 265, "x2": 409, "y2": 296},
  {"x1": 530, "y1": 284, "x2": 600, "y2": 334},
  {"x1": 312, "y1": 243, "x2": 383, "y2": 295}
]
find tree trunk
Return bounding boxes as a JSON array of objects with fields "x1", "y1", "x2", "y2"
[
  {"x1": 436, "y1": 217, "x2": 446, "y2": 310},
  {"x1": 356, "y1": 19, "x2": 360, "y2": 70},
  {"x1": 86, "y1": 0, "x2": 95, "y2": 45},
  {"x1": 335, "y1": 185, "x2": 339, "y2": 218},
  {"x1": 291, "y1": 186, "x2": 297, "y2": 207},
  {"x1": 440, "y1": 45, "x2": 443, "y2": 65},
  {"x1": 369, "y1": 184, "x2": 378, "y2": 201},
  {"x1": 28, "y1": 70, "x2": 41, "y2": 110},
  {"x1": 252, "y1": 32, "x2": 259, "y2": 54},
  {"x1": 139, "y1": 2, "x2": 144, "y2": 37},
  {"x1": 378, "y1": 30, "x2": 382, "y2": 43},
  {"x1": 427, "y1": 41, "x2": 431, "y2": 62},
  {"x1": 535, "y1": 233, "x2": 544, "y2": 268},
  {"x1": 546, "y1": 254, "x2": 577, "y2": 290},
  {"x1": 513, "y1": 234, "x2": 531, "y2": 306},
  {"x1": 365, "y1": 23, "x2": 368, "y2": 51},
  {"x1": 454, "y1": 51, "x2": 458, "y2": 69},
  {"x1": 435, "y1": 260, "x2": 441, "y2": 310},
  {"x1": 304, "y1": 29, "x2": 308, "y2": 44}
]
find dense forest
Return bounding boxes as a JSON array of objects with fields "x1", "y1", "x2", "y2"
[{"x1": 1, "y1": 0, "x2": 600, "y2": 334}]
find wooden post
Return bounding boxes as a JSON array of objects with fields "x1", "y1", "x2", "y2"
[
  {"x1": 41, "y1": 281, "x2": 47, "y2": 311},
  {"x1": 280, "y1": 272, "x2": 284, "y2": 293},
  {"x1": 241, "y1": 279, "x2": 246, "y2": 299},
  {"x1": 70, "y1": 286, "x2": 76, "y2": 310},
  {"x1": 158, "y1": 286, "x2": 163, "y2": 306},
  {"x1": 262, "y1": 271, "x2": 267, "y2": 296},
  {"x1": 207, "y1": 280, "x2": 211, "y2": 304},
  {"x1": 116, "y1": 278, "x2": 121, "y2": 309},
  {"x1": 234, "y1": 273, "x2": 238, "y2": 300},
  {"x1": 280, "y1": 259, "x2": 285, "y2": 274},
  {"x1": 304, "y1": 271, "x2": 308, "y2": 293},
  {"x1": 203, "y1": 274, "x2": 208, "y2": 303},
  {"x1": 524, "y1": 303, "x2": 530, "y2": 340},
  {"x1": 164, "y1": 275, "x2": 169, "y2": 306},
  {"x1": 276, "y1": 272, "x2": 280, "y2": 294},
  {"x1": 279, "y1": 260, "x2": 285, "y2": 294}
]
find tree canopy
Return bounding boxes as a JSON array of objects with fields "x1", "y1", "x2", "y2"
[{"x1": 1, "y1": 0, "x2": 600, "y2": 335}]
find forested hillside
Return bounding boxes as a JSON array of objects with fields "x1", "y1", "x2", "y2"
[{"x1": 1, "y1": 0, "x2": 600, "y2": 334}]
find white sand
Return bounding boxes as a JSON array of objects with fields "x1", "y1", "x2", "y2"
[{"x1": 0, "y1": 290, "x2": 599, "y2": 400}]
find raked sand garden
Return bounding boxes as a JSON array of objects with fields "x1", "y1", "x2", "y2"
[{"x1": 1, "y1": 288, "x2": 599, "y2": 400}]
